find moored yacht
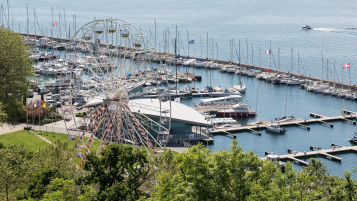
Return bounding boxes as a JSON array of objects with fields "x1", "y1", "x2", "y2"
[
  {"x1": 218, "y1": 102, "x2": 256, "y2": 117},
  {"x1": 266, "y1": 124, "x2": 286, "y2": 133}
]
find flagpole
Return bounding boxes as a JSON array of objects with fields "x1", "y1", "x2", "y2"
[
  {"x1": 52, "y1": 104, "x2": 54, "y2": 135},
  {"x1": 26, "y1": 99, "x2": 28, "y2": 129},
  {"x1": 349, "y1": 64, "x2": 351, "y2": 90},
  {"x1": 32, "y1": 102, "x2": 34, "y2": 131},
  {"x1": 45, "y1": 103, "x2": 47, "y2": 134},
  {"x1": 342, "y1": 64, "x2": 344, "y2": 89},
  {"x1": 39, "y1": 102, "x2": 41, "y2": 132}
]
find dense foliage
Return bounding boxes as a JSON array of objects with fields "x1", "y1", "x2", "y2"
[
  {"x1": 147, "y1": 141, "x2": 357, "y2": 201},
  {"x1": 0, "y1": 26, "x2": 33, "y2": 122},
  {"x1": 1, "y1": 139, "x2": 357, "y2": 200}
]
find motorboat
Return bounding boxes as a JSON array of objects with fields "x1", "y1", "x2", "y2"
[
  {"x1": 275, "y1": 114, "x2": 298, "y2": 123},
  {"x1": 263, "y1": 152, "x2": 285, "y2": 170},
  {"x1": 247, "y1": 119, "x2": 273, "y2": 126},
  {"x1": 345, "y1": 92, "x2": 354, "y2": 99},
  {"x1": 194, "y1": 95, "x2": 242, "y2": 107},
  {"x1": 218, "y1": 102, "x2": 256, "y2": 117},
  {"x1": 191, "y1": 88, "x2": 198, "y2": 93},
  {"x1": 200, "y1": 85, "x2": 214, "y2": 93},
  {"x1": 266, "y1": 124, "x2": 286, "y2": 133},
  {"x1": 214, "y1": 86, "x2": 223, "y2": 92},
  {"x1": 302, "y1": 25, "x2": 312, "y2": 30},
  {"x1": 348, "y1": 132, "x2": 357, "y2": 143},
  {"x1": 209, "y1": 88, "x2": 242, "y2": 97},
  {"x1": 234, "y1": 82, "x2": 246, "y2": 93}
]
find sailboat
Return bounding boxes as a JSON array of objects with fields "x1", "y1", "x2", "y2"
[
  {"x1": 275, "y1": 83, "x2": 301, "y2": 123},
  {"x1": 233, "y1": 40, "x2": 246, "y2": 93}
]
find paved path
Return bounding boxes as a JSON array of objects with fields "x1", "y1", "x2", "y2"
[{"x1": 0, "y1": 123, "x2": 28, "y2": 135}]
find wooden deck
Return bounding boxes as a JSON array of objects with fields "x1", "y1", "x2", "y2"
[{"x1": 278, "y1": 145, "x2": 357, "y2": 165}]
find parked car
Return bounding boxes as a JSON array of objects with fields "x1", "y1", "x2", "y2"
[{"x1": 78, "y1": 123, "x2": 88, "y2": 130}]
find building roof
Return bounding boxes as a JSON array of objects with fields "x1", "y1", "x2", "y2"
[
  {"x1": 84, "y1": 97, "x2": 210, "y2": 127},
  {"x1": 128, "y1": 99, "x2": 210, "y2": 127}
]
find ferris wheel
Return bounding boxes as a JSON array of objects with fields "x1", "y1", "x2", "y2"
[{"x1": 58, "y1": 19, "x2": 172, "y2": 165}]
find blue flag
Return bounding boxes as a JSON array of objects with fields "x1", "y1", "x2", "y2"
[
  {"x1": 189, "y1": 40, "x2": 194, "y2": 44},
  {"x1": 28, "y1": 101, "x2": 32, "y2": 105},
  {"x1": 36, "y1": 101, "x2": 40, "y2": 107}
]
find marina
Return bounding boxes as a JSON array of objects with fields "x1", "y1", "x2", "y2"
[{"x1": 2, "y1": 0, "x2": 357, "y2": 178}]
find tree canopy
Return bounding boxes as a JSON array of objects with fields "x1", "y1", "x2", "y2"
[
  {"x1": 1, "y1": 137, "x2": 357, "y2": 200},
  {"x1": 0, "y1": 26, "x2": 33, "y2": 122}
]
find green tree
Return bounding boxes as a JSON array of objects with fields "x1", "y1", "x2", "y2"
[
  {"x1": 0, "y1": 26, "x2": 33, "y2": 122},
  {"x1": 26, "y1": 166, "x2": 61, "y2": 199},
  {"x1": 0, "y1": 144, "x2": 33, "y2": 200},
  {"x1": 41, "y1": 178, "x2": 80, "y2": 201},
  {"x1": 150, "y1": 140, "x2": 264, "y2": 201},
  {"x1": 77, "y1": 144, "x2": 150, "y2": 201},
  {"x1": 0, "y1": 102, "x2": 7, "y2": 126}
]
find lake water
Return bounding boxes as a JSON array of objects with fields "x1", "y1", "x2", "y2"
[{"x1": 8, "y1": 0, "x2": 357, "y2": 177}]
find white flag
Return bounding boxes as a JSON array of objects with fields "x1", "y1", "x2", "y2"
[{"x1": 174, "y1": 97, "x2": 180, "y2": 103}]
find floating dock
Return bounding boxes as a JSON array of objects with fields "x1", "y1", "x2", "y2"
[
  {"x1": 278, "y1": 145, "x2": 357, "y2": 165},
  {"x1": 211, "y1": 110, "x2": 356, "y2": 135}
]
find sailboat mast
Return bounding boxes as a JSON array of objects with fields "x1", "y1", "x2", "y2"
[
  {"x1": 187, "y1": 30, "x2": 189, "y2": 57},
  {"x1": 59, "y1": 12, "x2": 61, "y2": 39},
  {"x1": 251, "y1": 44, "x2": 253, "y2": 66},
  {"x1": 206, "y1": 32, "x2": 208, "y2": 59},
  {"x1": 232, "y1": 39, "x2": 234, "y2": 63},
  {"x1": 200, "y1": 36, "x2": 202, "y2": 58},
  {"x1": 63, "y1": 9, "x2": 67, "y2": 38},
  {"x1": 259, "y1": 43, "x2": 261, "y2": 67},
  {"x1": 246, "y1": 37, "x2": 248, "y2": 65},
  {"x1": 321, "y1": 50, "x2": 323, "y2": 82},
  {"x1": 175, "y1": 25, "x2": 177, "y2": 94},
  {"x1": 334, "y1": 59, "x2": 335, "y2": 83},
  {"x1": 270, "y1": 41, "x2": 272, "y2": 69},
  {"x1": 51, "y1": 7, "x2": 53, "y2": 39},
  {"x1": 33, "y1": 9, "x2": 36, "y2": 38},
  {"x1": 298, "y1": 53, "x2": 300, "y2": 76},
  {"x1": 154, "y1": 19, "x2": 156, "y2": 56},
  {"x1": 216, "y1": 42, "x2": 218, "y2": 62},
  {"x1": 239, "y1": 40, "x2": 241, "y2": 64},
  {"x1": 291, "y1": 48, "x2": 293, "y2": 73},
  {"x1": 167, "y1": 28, "x2": 170, "y2": 54},
  {"x1": 212, "y1": 38, "x2": 213, "y2": 60},
  {"x1": 278, "y1": 47, "x2": 280, "y2": 71},
  {"x1": 327, "y1": 59, "x2": 329, "y2": 81}
]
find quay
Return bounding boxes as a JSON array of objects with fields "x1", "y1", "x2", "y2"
[
  {"x1": 21, "y1": 33, "x2": 357, "y2": 92},
  {"x1": 277, "y1": 145, "x2": 357, "y2": 166},
  {"x1": 211, "y1": 110, "x2": 356, "y2": 135}
]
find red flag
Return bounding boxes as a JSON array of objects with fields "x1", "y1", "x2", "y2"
[
  {"x1": 343, "y1": 63, "x2": 350, "y2": 69},
  {"x1": 52, "y1": 22, "x2": 58, "y2": 26}
]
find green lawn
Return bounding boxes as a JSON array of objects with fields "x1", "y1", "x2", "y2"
[
  {"x1": 0, "y1": 130, "x2": 50, "y2": 152},
  {"x1": 0, "y1": 129, "x2": 176, "y2": 158}
]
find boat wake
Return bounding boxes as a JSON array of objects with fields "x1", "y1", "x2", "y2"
[{"x1": 312, "y1": 28, "x2": 357, "y2": 36}]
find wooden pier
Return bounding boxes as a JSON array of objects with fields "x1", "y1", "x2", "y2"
[
  {"x1": 211, "y1": 110, "x2": 356, "y2": 135},
  {"x1": 277, "y1": 145, "x2": 357, "y2": 165}
]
